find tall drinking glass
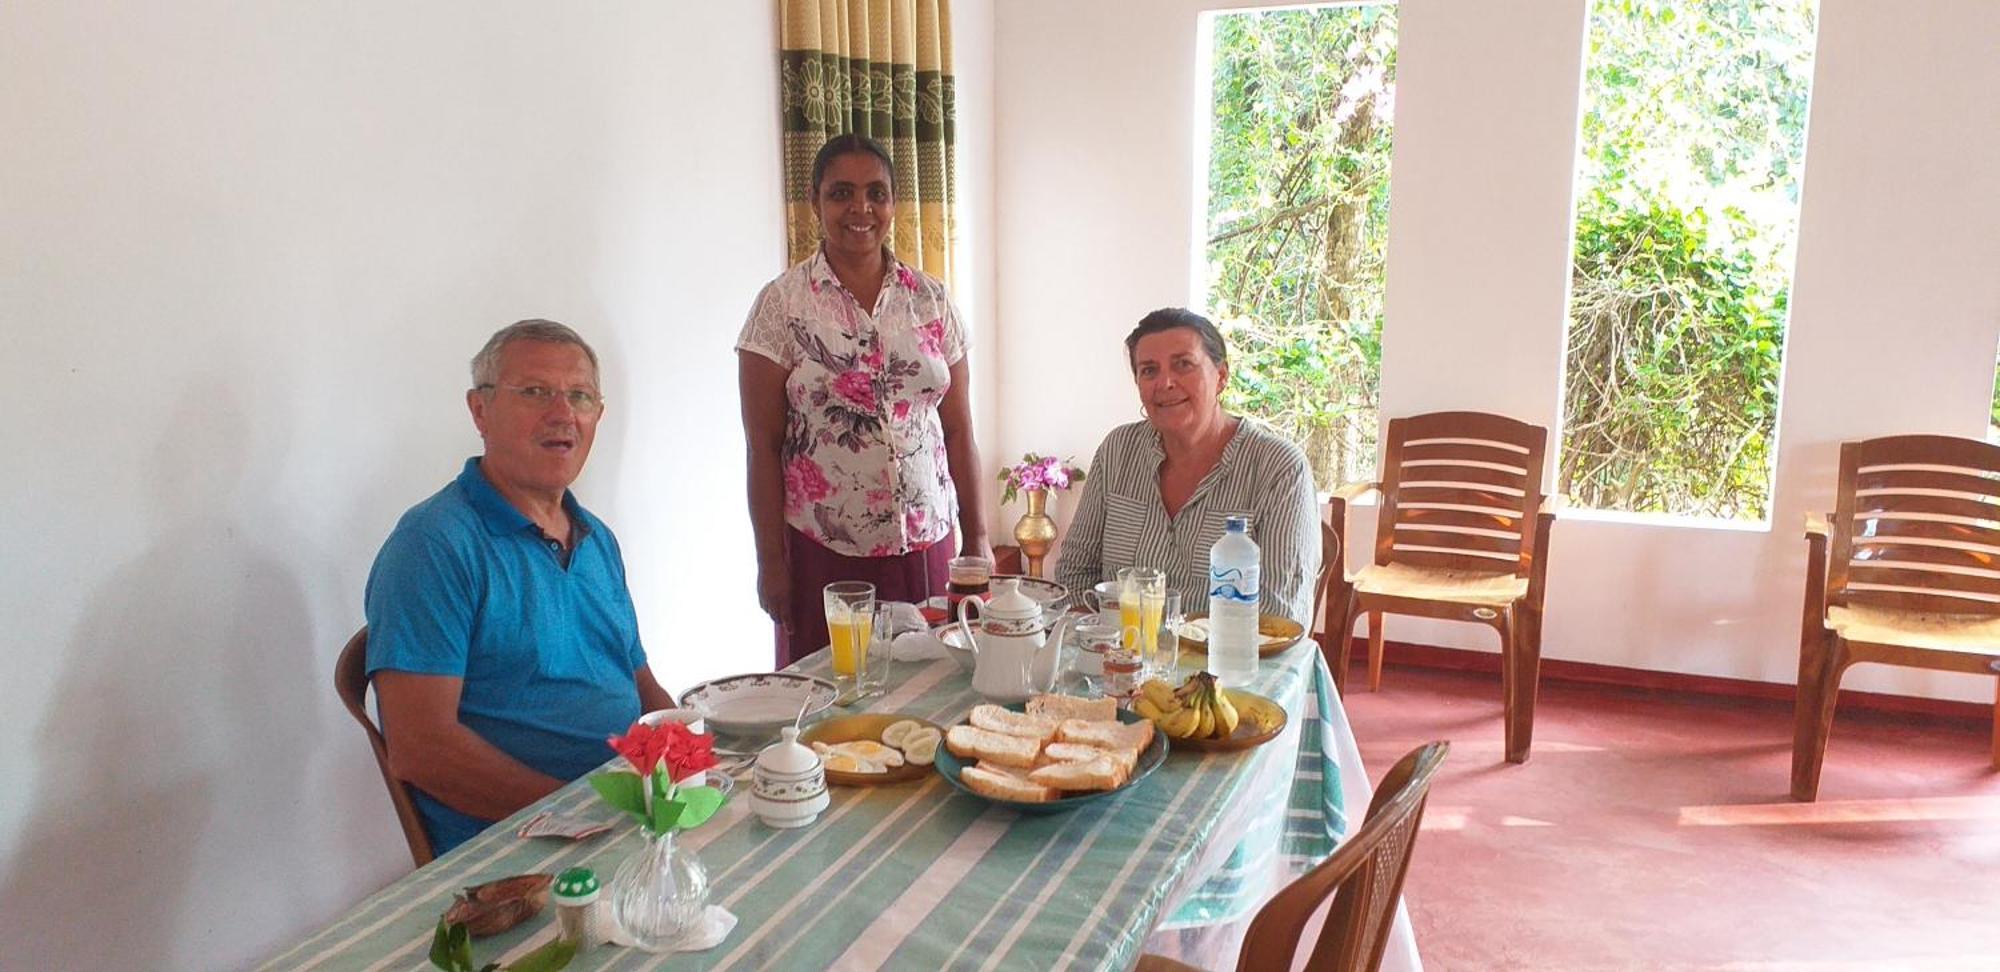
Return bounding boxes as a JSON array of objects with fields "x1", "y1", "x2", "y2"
[
  {"x1": 1147, "y1": 589, "x2": 1183, "y2": 680},
  {"x1": 1117, "y1": 567, "x2": 1166, "y2": 656},
  {"x1": 856, "y1": 602, "x2": 897, "y2": 700},
  {"x1": 823, "y1": 581, "x2": 876, "y2": 695}
]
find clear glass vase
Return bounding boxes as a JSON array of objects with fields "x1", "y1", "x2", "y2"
[{"x1": 609, "y1": 829, "x2": 709, "y2": 950}]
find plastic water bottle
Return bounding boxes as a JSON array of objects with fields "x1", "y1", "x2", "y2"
[{"x1": 1207, "y1": 515, "x2": 1261, "y2": 687}]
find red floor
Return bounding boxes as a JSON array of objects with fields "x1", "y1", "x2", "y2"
[{"x1": 1338, "y1": 662, "x2": 2000, "y2": 972}]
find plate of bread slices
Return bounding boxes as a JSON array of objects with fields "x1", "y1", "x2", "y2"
[
  {"x1": 799, "y1": 714, "x2": 945, "y2": 786},
  {"x1": 935, "y1": 694, "x2": 1167, "y2": 812}
]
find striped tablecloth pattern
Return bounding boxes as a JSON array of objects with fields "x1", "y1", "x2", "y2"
[{"x1": 263, "y1": 643, "x2": 1348, "y2": 971}]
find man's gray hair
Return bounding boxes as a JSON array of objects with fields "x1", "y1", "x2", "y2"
[{"x1": 470, "y1": 319, "x2": 601, "y2": 389}]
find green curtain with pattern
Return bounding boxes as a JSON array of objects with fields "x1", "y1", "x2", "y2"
[{"x1": 780, "y1": 0, "x2": 956, "y2": 282}]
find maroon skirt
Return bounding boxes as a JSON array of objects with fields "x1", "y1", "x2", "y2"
[{"x1": 775, "y1": 526, "x2": 954, "y2": 669}]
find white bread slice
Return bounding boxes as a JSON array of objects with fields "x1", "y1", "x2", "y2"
[
  {"x1": 980, "y1": 760, "x2": 1042, "y2": 781},
  {"x1": 1056, "y1": 718, "x2": 1155, "y2": 755},
  {"x1": 946, "y1": 724, "x2": 1042, "y2": 768},
  {"x1": 1044, "y1": 741, "x2": 1138, "y2": 776},
  {"x1": 1026, "y1": 694, "x2": 1118, "y2": 724},
  {"x1": 968, "y1": 704, "x2": 1059, "y2": 742},
  {"x1": 1028, "y1": 755, "x2": 1126, "y2": 792},
  {"x1": 961, "y1": 763, "x2": 1058, "y2": 803}
]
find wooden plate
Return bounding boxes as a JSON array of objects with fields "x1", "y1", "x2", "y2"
[
  {"x1": 1177, "y1": 613, "x2": 1307, "y2": 657},
  {"x1": 799, "y1": 713, "x2": 941, "y2": 786},
  {"x1": 1167, "y1": 688, "x2": 1289, "y2": 752},
  {"x1": 933, "y1": 705, "x2": 1168, "y2": 814}
]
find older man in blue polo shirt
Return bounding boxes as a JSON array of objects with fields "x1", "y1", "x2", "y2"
[{"x1": 365, "y1": 319, "x2": 674, "y2": 854}]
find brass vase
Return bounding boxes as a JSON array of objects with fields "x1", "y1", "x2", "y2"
[{"x1": 1013, "y1": 488, "x2": 1058, "y2": 578}]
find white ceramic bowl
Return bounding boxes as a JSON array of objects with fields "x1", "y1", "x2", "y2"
[
  {"x1": 679, "y1": 673, "x2": 840, "y2": 736},
  {"x1": 934, "y1": 623, "x2": 977, "y2": 673}
]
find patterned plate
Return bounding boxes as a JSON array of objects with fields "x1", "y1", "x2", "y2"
[
  {"x1": 1177, "y1": 613, "x2": 1307, "y2": 657},
  {"x1": 933, "y1": 706, "x2": 1168, "y2": 814},
  {"x1": 680, "y1": 672, "x2": 840, "y2": 735}
]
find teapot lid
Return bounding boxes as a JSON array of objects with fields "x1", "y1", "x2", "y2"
[
  {"x1": 983, "y1": 578, "x2": 1041, "y2": 620},
  {"x1": 757, "y1": 726, "x2": 819, "y2": 774}
]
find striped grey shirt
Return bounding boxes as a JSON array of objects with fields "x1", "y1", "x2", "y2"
[{"x1": 1055, "y1": 418, "x2": 1320, "y2": 624}]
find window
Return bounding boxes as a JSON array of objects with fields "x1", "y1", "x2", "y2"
[
  {"x1": 1198, "y1": 3, "x2": 1399, "y2": 490},
  {"x1": 1989, "y1": 341, "x2": 2000, "y2": 443},
  {"x1": 1558, "y1": 0, "x2": 1819, "y2": 521}
]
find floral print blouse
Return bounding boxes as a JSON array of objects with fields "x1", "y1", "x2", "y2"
[{"x1": 737, "y1": 249, "x2": 967, "y2": 558}]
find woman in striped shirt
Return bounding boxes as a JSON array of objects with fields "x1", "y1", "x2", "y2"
[{"x1": 1055, "y1": 308, "x2": 1320, "y2": 624}]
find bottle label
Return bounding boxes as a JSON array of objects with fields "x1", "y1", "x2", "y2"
[{"x1": 1209, "y1": 566, "x2": 1260, "y2": 604}]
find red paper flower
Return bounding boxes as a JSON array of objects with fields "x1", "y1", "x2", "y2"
[{"x1": 608, "y1": 719, "x2": 718, "y2": 784}]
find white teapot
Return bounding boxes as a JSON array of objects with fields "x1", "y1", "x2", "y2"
[{"x1": 954, "y1": 578, "x2": 1069, "y2": 703}]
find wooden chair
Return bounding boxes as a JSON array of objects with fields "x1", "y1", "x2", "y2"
[
  {"x1": 333, "y1": 626, "x2": 435, "y2": 868},
  {"x1": 1792, "y1": 435, "x2": 2000, "y2": 801},
  {"x1": 1308, "y1": 520, "x2": 1341, "y2": 645},
  {"x1": 1327, "y1": 412, "x2": 1557, "y2": 764},
  {"x1": 1135, "y1": 741, "x2": 1449, "y2": 972}
]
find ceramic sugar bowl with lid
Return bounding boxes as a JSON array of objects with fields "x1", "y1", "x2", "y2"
[{"x1": 750, "y1": 726, "x2": 829, "y2": 829}]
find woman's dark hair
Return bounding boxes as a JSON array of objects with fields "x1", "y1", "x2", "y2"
[
  {"x1": 1124, "y1": 307, "x2": 1229, "y2": 372},
  {"x1": 810, "y1": 133, "x2": 897, "y2": 196}
]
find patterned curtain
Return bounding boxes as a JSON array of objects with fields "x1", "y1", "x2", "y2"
[{"x1": 780, "y1": 0, "x2": 956, "y2": 282}]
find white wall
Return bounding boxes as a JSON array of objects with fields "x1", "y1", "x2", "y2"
[
  {"x1": 0, "y1": 2, "x2": 798, "y2": 967},
  {"x1": 992, "y1": 0, "x2": 2000, "y2": 702}
]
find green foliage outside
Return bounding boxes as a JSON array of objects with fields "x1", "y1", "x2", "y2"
[
  {"x1": 1203, "y1": 5, "x2": 1398, "y2": 490},
  {"x1": 1562, "y1": 0, "x2": 1818, "y2": 519}
]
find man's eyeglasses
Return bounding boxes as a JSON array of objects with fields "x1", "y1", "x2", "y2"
[{"x1": 478, "y1": 383, "x2": 605, "y2": 414}]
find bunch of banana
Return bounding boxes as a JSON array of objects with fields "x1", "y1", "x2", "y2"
[{"x1": 1134, "y1": 672, "x2": 1240, "y2": 741}]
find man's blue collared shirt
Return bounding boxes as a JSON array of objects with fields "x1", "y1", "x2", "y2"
[{"x1": 364, "y1": 457, "x2": 646, "y2": 853}]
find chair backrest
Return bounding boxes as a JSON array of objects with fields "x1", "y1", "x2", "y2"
[
  {"x1": 1828, "y1": 435, "x2": 2000, "y2": 616},
  {"x1": 333, "y1": 626, "x2": 435, "y2": 868},
  {"x1": 1311, "y1": 519, "x2": 1341, "y2": 635},
  {"x1": 1237, "y1": 740, "x2": 1449, "y2": 972},
  {"x1": 1373, "y1": 412, "x2": 1547, "y2": 575}
]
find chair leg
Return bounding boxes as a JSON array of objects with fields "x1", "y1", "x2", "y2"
[
  {"x1": 1790, "y1": 631, "x2": 1844, "y2": 801},
  {"x1": 1331, "y1": 590, "x2": 1358, "y2": 697},
  {"x1": 1366, "y1": 612, "x2": 1385, "y2": 691},
  {"x1": 1503, "y1": 608, "x2": 1541, "y2": 765},
  {"x1": 1991, "y1": 677, "x2": 1999, "y2": 770}
]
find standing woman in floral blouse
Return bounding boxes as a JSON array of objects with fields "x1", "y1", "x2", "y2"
[{"x1": 738, "y1": 134, "x2": 991, "y2": 667}]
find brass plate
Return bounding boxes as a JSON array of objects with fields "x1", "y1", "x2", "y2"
[
  {"x1": 1166, "y1": 688, "x2": 1289, "y2": 753},
  {"x1": 1177, "y1": 612, "x2": 1308, "y2": 657},
  {"x1": 798, "y1": 713, "x2": 942, "y2": 786}
]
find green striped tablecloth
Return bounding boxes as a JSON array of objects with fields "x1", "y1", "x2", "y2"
[{"x1": 262, "y1": 644, "x2": 1355, "y2": 972}]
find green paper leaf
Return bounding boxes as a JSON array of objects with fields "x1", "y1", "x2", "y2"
[
  {"x1": 588, "y1": 771, "x2": 646, "y2": 817},
  {"x1": 673, "y1": 784, "x2": 725, "y2": 830},
  {"x1": 649, "y1": 797, "x2": 686, "y2": 833},
  {"x1": 449, "y1": 923, "x2": 471, "y2": 969},
  {"x1": 504, "y1": 937, "x2": 577, "y2": 972},
  {"x1": 429, "y1": 919, "x2": 461, "y2": 972}
]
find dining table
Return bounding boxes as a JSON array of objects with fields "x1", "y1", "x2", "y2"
[{"x1": 263, "y1": 637, "x2": 1422, "y2": 971}]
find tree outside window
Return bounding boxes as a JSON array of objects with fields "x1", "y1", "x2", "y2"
[
  {"x1": 1560, "y1": 0, "x2": 1819, "y2": 521},
  {"x1": 1201, "y1": 4, "x2": 1399, "y2": 491}
]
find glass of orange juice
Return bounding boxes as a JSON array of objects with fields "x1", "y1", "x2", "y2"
[
  {"x1": 823, "y1": 581, "x2": 876, "y2": 691},
  {"x1": 1117, "y1": 567, "x2": 1165, "y2": 656}
]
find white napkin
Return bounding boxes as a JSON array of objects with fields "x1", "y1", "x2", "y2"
[
  {"x1": 892, "y1": 629, "x2": 948, "y2": 661},
  {"x1": 605, "y1": 905, "x2": 738, "y2": 953}
]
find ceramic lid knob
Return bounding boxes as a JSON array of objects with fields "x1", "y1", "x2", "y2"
[
  {"x1": 757, "y1": 726, "x2": 819, "y2": 774},
  {"x1": 984, "y1": 578, "x2": 1039, "y2": 620}
]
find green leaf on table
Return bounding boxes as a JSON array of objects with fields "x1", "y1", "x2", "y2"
[
  {"x1": 588, "y1": 771, "x2": 646, "y2": 817},
  {"x1": 429, "y1": 918, "x2": 475, "y2": 972},
  {"x1": 673, "y1": 784, "x2": 725, "y2": 830},
  {"x1": 504, "y1": 937, "x2": 578, "y2": 972}
]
